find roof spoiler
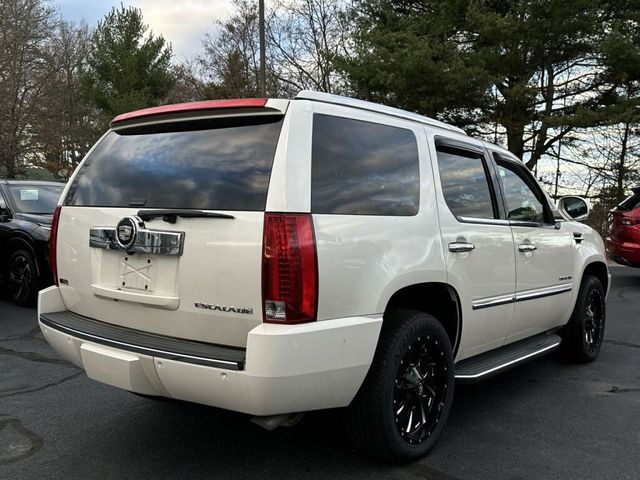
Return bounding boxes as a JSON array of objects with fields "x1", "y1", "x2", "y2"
[{"x1": 110, "y1": 98, "x2": 269, "y2": 127}]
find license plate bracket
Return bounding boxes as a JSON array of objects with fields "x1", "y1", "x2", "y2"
[{"x1": 118, "y1": 255, "x2": 157, "y2": 292}]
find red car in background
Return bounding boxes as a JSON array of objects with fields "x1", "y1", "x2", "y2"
[{"x1": 607, "y1": 187, "x2": 640, "y2": 267}]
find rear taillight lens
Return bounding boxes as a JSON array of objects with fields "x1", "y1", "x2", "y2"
[
  {"x1": 49, "y1": 206, "x2": 61, "y2": 286},
  {"x1": 262, "y1": 213, "x2": 318, "y2": 324},
  {"x1": 621, "y1": 217, "x2": 640, "y2": 226}
]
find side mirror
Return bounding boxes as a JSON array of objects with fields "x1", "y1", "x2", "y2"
[{"x1": 557, "y1": 196, "x2": 591, "y2": 222}]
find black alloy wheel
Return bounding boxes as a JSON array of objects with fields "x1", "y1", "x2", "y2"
[
  {"x1": 583, "y1": 288, "x2": 604, "y2": 354},
  {"x1": 8, "y1": 250, "x2": 38, "y2": 307},
  {"x1": 562, "y1": 275, "x2": 606, "y2": 363},
  {"x1": 346, "y1": 310, "x2": 454, "y2": 462},
  {"x1": 393, "y1": 333, "x2": 448, "y2": 445}
]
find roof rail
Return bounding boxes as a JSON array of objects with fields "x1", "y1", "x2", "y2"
[{"x1": 295, "y1": 90, "x2": 466, "y2": 135}]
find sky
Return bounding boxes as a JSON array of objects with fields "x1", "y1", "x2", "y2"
[{"x1": 55, "y1": 0, "x2": 234, "y2": 60}]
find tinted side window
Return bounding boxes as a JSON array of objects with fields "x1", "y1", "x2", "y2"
[
  {"x1": 311, "y1": 114, "x2": 419, "y2": 216},
  {"x1": 496, "y1": 160, "x2": 548, "y2": 223},
  {"x1": 0, "y1": 192, "x2": 6, "y2": 210},
  {"x1": 436, "y1": 147, "x2": 495, "y2": 219}
]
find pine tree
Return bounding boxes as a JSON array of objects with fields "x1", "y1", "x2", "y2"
[
  {"x1": 82, "y1": 5, "x2": 175, "y2": 129},
  {"x1": 341, "y1": 0, "x2": 640, "y2": 171}
]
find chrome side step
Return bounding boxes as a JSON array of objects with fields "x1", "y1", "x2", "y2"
[{"x1": 454, "y1": 332, "x2": 561, "y2": 383}]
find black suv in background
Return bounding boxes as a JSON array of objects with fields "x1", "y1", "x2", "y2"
[{"x1": 0, "y1": 180, "x2": 64, "y2": 306}]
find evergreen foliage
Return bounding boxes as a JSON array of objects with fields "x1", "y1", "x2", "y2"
[
  {"x1": 81, "y1": 5, "x2": 175, "y2": 128},
  {"x1": 341, "y1": 0, "x2": 640, "y2": 171}
]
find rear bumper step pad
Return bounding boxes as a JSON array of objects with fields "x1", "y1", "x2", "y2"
[
  {"x1": 455, "y1": 332, "x2": 561, "y2": 383},
  {"x1": 40, "y1": 311, "x2": 246, "y2": 370}
]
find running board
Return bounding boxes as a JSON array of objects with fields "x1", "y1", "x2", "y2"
[{"x1": 454, "y1": 332, "x2": 561, "y2": 383}]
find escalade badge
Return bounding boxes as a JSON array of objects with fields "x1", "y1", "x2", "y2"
[
  {"x1": 116, "y1": 216, "x2": 142, "y2": 250},
  {"x1": 195, "y1": 302, "x2": 254, "y2": 315}
]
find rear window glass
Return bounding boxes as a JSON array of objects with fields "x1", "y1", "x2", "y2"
[
  {"x1": 311, "y1": 114, "x2": 420, "y2": 216},
  {"x1": 616, "y1": 193, "x2": 640, "y2": 212},
  {"x1": 64, "y1": 116, "x2": 283, "y2": 211},
  {"x1": 8, "y1": 185, "x2": 63, "y2": 214}
]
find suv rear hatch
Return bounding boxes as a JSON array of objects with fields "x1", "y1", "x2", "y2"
[{"x1": 55, "y1": 105, "x2": 286, "y2": 348}]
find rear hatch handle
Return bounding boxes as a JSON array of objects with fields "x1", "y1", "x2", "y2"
[{"x1": 137, "y1": 209, "x2": 235, "y2": 224}]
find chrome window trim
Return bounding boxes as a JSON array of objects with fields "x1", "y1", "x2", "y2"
[
  {"x1": 509, "y1": 219, "x2": 559, "y2": 229},
  {"x1": 457, "y1": 217, "x2": 558, "y2": 229},
  {"x1": 459, "y1": 216, "x2": 511, "y2": 226},
  {"x1": 90, "y1": 226, "x2": 185, "y2": 256}
]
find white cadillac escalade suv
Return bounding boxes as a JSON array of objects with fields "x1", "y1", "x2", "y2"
[{"x1": 39, "y1": 91, "x2": 609, "y2": 462}]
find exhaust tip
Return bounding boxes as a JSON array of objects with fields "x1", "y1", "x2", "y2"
[{"x1": 251, "y1": 413, "x2": 303, "y2": 431}]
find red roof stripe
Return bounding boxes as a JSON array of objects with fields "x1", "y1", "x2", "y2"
[{"x1": 111, "y1": 98, "x2": 268, "y2": 125}]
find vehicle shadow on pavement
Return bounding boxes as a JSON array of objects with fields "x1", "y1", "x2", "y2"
[
  {"x1": 52, "y1": 400, "x2": 419, "y2": 479},
  {"x1": 46, "y1": 365, "x2": 558, "y2": 480}
]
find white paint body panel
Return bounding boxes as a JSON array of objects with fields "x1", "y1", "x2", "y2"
[
  {"x1": 507, "y1": 224, "x2": 575, "y2": 342},
  {"x1": 426, "y1": 133, "x2": 516, "y2": 359},
  {"x1": 310, "y1": 101, "x2": 447, "y2": 321},
  {"x1": 40, "y1": 285, "x2": 381, "y2": 416},
  {"x1": 39, "y1": 93, "x2": 610, "y2": 415},
  {"x1": 56, "y1": 207, "x2": 264, "y2": 347}
]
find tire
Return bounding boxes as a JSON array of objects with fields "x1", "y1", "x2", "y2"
[
  {"x1": 346, "y1": 309, "x2": 455, "y2": 463},
  {"x1": 562, "y1": 275, "x2": 606, "y2": 363},
  {"x1": 8, "y1": 249, "x2": 39, "y2": 307}
]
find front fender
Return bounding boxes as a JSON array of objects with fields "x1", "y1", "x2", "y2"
[{"x1": 568, "y1": 221, "x2": 610, "y2": 304}]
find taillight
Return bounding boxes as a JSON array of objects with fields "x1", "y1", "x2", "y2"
[
  {"x1": 621, "y1": 217, "x2": 640, "y2": 226},
  {"x1": 262, "y1": 213, "x2": 318, "y2": 324},
  {"x1": 49, "y1": 206, "x2": 61, "y2": 286}
]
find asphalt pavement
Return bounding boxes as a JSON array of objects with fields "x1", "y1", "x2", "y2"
[{"x1": 1, "y1": 267, "x2": 639, "y2": 479}]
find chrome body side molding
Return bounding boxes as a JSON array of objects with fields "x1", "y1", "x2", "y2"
[
  {"x1": 472, "y1": 283, "x2": 572, "y2": 310},
  {"x1": 471, "y1": 293, "x2": 515, "y2": 310},
  {"x1": 515, "y1": 283, "x2": 572, "y2": 302}
]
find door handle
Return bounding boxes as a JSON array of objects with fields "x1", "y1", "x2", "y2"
[
  {"x1": 518, "y1": 243, "x2": 537, "y2": 252},
  {"x1": 448, "y1": 242, "x2": 475, "y2": 253}
]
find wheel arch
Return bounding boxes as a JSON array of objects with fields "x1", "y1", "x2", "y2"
[
  {"x1": 582, "y1": 261, "x2": 609, "y2": 293},
  {"x1": 383, "y1": 282, "x2": 462, "y2": 357}
]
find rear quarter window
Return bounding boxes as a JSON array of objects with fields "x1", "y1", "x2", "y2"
[
  {"x1": 311, "y1": 114, "x2": 420, "y2": 216},
  {"x1": 64, "y1": 116, "x2": 283, "y2": 211}
]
